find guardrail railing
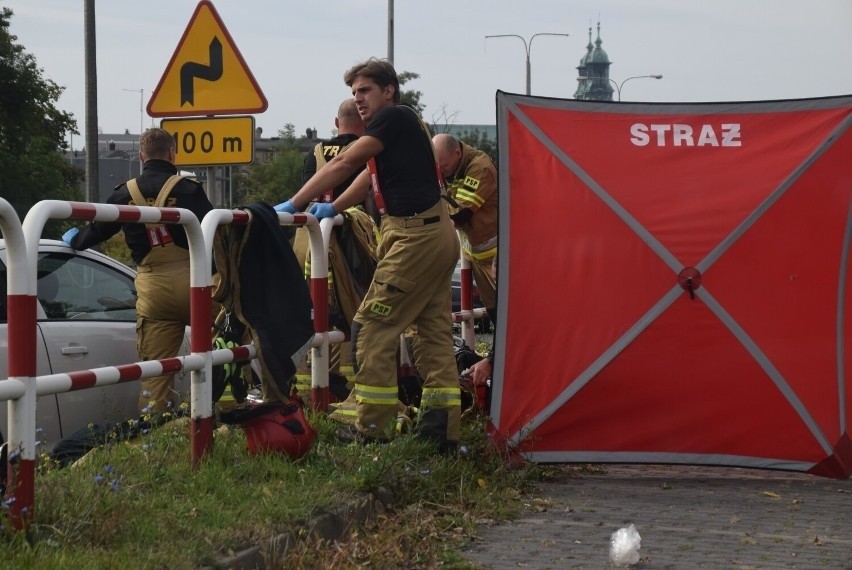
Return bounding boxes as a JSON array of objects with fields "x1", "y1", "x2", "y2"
[{"x1": 2, "y1": 200, "x2": 483, "y2": 530}]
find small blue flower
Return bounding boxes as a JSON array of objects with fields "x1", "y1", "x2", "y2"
[
  {"x1": 103, "y1": 465, "x2": 115, "y2": 473},
  {"x1": 110, "y1": 479, "x2": 120, "y2": 492},
  {"x1": 4, "y1": 497, "x2": 16, "y2": 509},
  {"x1": 93, "y1": 474, "x2": 104, "y2": 485}
]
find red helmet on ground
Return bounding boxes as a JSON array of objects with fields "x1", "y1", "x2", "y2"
[{"x1": 238, "y1": 402, "x2": 316, "y2": 459}]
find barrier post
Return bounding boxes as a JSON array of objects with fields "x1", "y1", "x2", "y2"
[
  {"x1": 183, "y1": 213, "x2": 213, "y2": 469},
  {"x1": 1, "y1": 198, "x2": 33, "y2": 529},
  {"x1": 307, "y1": 216, "x2": 342, "y2": 412},
  {"x1": 459, "y1": 254, "x2": 477, "y2": 348}
]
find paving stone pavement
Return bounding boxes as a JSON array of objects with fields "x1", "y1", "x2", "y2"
[{"x1": 462, "y1": 464, "x2": 852, "y2": 569}]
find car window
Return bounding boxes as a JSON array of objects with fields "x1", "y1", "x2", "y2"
[{"x1": 37, "y1": 253, "x2": 137, "y2": 321}]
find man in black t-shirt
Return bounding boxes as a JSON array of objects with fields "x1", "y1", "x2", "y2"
[{"x1": 276, "y1": 58, "x2": 461, "y2": 452}]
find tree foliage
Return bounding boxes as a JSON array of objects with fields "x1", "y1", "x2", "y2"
[
  {"x1": 457, "y1": 129, "x2": 497, "y2": 164},
  {"x1": 431, "y1": 105, "x2": 498, "y2": 164},
  {"x1": 398, "y1": 71, "x2": 425, "y2": 117},
  {"x1": 0, "y1": 7, "x2": 82, "y2": 220},
  {"x1": 232, "y1": 123, "x2": 306, "y2": 205}
]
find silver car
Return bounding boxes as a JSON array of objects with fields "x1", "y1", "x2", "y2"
[{"x1": 0, "y1": 239, "x2": 189, "y2": 456}]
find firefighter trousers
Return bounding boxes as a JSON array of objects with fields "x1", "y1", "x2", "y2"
[
  {"x1": 467, "y1": 249, "x2": 497, "y2": 312},
  {"x1": 350, "y1": 200, "x2": 461, "y2": 444},
  {"x1": 459, "y1": 233, "x2": 497, "y2": 312},
  {"x1": 135, "y1": 248, "x2": 191, "y2": 414}
]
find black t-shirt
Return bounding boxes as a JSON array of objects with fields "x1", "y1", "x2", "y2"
[
  {"x1": 301, "y1": 133, "x2": 363, "y2": 201},
  {"x1": 363, "y1": 105, "x2": 440, "y2": 216}
]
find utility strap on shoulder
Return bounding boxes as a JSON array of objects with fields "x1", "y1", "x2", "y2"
[
  {"x1": 153, "y1": 175, "x2": 184, "y2": 208},
  {"x1": 126, "y1": 175, "x2": 184, "y2": 229},
  {"x1": 125, "y1": 178, "x2": 146, "y2": 209},
  {"x1": 366, "y1": 158, "x2": 388, "y2": 216}
]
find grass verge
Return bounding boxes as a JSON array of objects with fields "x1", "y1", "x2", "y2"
[{"x1": 2, "y1": 408, "x2": 541, "y2": 569}]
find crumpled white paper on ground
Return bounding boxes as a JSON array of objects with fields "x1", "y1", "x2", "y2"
[{"x1": 609, "y1": 523, "x2": 641, "y2": 567}]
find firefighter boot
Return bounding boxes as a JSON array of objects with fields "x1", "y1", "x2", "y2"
[{"x1": 416, "y1": 408, "x2": 457, "y2": 455}]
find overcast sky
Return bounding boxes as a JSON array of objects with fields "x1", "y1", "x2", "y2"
[{"x1": 5, "y1": 0, "x2": 852, "y2": 148}]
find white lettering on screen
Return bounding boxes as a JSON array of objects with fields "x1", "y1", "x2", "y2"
[{"x1": 630, "y1": 123, "x2": 742, "y2": 147}]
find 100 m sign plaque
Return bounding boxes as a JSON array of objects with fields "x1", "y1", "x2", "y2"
[{"x1": 160, "y1": 116, "x2": 255, "y2": 167}]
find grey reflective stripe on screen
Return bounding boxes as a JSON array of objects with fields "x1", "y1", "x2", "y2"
[{"x1": 838, "y1": 202, "x2": 852, "y2": 432}]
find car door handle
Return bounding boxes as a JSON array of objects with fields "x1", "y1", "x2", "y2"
[{"x1": 61, "y1": 345, "x2": 89, "y2": 355}]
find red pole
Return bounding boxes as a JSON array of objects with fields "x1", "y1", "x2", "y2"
[
  {"x1": 310, "y1": 276, "x2": 330, "y2": 412},
  {"x1": 189, "y1": 284, "x2": 214, "y2": 468},
  {"x1": 6, "y1": 294, "x2": 36, "y2": 529}
]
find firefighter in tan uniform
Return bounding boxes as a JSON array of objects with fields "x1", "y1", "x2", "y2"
[
  {"x1": 64, "y1": 128, "x2": 214, "y2": 414},
  {"x1": 433, "y1": 134, "x2": 498, "y2": 314},
  {"x1": 276, "y1": 58, "x2": 461, "y2": 452},
  {"x1": 287, "y1": 98, "x2": 372, "y2": 400}
]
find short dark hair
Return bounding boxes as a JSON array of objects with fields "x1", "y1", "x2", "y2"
[
  {"x1": 140, "y1": 128, "x2": 175, "y2": 159},
  {"x1": 344, "y1": 58, "x2": 400, "y2": 104}
]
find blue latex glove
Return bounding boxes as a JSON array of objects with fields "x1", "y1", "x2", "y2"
[
  {"x1": 309, "y1": 202, "x2": 337, "y2": 220},
  {"x1": 61, "y1": 227, "x2": 79, "y2": 247},
  {"x1": 273, "y1": 200, "x2": 298, "y2": 214}
]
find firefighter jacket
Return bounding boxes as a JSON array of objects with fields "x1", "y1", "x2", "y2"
[
  {"x1": 301, "y1": 133, "x2": 363, "y2": 202},
  {"x1": 212, "y1": 202, "x2": 315, "y2": 402},
  {"x1": 446, "y1": 142, "x2": 498, "y2": 251},
  {"x1": 71, "y1": 159, "x2": 213, "y2": 265}
]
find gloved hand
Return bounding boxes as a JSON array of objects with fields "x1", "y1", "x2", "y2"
[
  {"x1": 61, "y1": 227, "x2": 80, "y2": 247},
  {"x1": 309, "y1": 202, "x2": 337, "y2": 220},
  {"x1": 273, "y1": 200, "x2": 298, "y2": 214}
]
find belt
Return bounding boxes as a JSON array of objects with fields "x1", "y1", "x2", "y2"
[{"x1": 402, "y1": 215, "x2": 441, "y2": 228}]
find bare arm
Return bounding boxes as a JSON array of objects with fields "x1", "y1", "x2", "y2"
[
  {"x1": 289, "y1": 135, "x2": 383, "y2": 209},
  {"x1": 332, "y1": 169, "x2": 371, "y2": 212}
]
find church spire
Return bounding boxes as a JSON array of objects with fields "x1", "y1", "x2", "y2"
[{"x1": 575, "y1": 20, "x2": 614, "y2": 101}]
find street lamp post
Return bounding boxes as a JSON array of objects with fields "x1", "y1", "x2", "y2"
[
  {"x1": 579, "y1": 74, "x2": 663, "y2": 101},
  {"x1": 612, "y1": 75, "x2": 662, "y2": 101},
  {"x1": 122, "y1": 88, "x2": 144, "y2": 174},
  {"x1": 122, "y1": 88, "x2": 144, "y2": 136},
  {"x1": 485, "y1": 33, "x2": 570, "y2": 95}
]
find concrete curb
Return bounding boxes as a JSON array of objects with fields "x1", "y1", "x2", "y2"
[{"x1": 204, "y1": 486, "x2": 395, "y2": 569}]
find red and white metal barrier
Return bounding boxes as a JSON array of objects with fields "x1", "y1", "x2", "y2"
[
  {"x1": 307, "y1": 214, "x2": 344, "y2": 412},
  {"x1": 1, "y1": 200, "x2": 211, "y2": 528},
  {"x1": 452, "y1": 255, "x2": 489, "y2": 349},
  {"x1": 0, "y1": 197, "x2": 30, "y2": 529},
  {"x1": 2, "y1": 197, "x2": 478, "y2": 529},
  {"x1": 24, "y1": 200, "x2": 215, "y2": 471},
  {"x1": 0, "y1": 200, "x2": 342, "y2": 529}
]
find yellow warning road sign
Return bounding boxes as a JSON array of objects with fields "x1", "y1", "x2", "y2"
[
  {"x1": 147, "y1": 0, "x2": 267, "y2": 117},
  {"x1": 161, "y1": 116, "x2": 255, "y2": 166}
]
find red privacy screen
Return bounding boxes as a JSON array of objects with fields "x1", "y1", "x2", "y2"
[{"x1": 490, "y1": 94, "x2": 852, "y2": 478}]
